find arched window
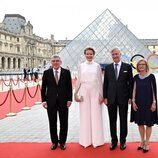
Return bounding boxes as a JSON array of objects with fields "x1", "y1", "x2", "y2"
[
  {"x1": 44, "y1": 60, "x2": 46, "y2": 66},
  {"x1": 2, "y1": 57, "x2": 5, "y2": 69},
  {"x1": 13, "y1": 58, "x2": 16, "y2": 69},
  {"x1": 7, "y1": 58, "x2": 11, "y2": 69},
  {"x1": 18, "y1": 58, "x2": 21, "y2": 69}
]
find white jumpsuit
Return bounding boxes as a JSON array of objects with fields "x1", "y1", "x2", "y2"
[{"x1": 76, "y1": 61, "x2": 104, "y2": 148}]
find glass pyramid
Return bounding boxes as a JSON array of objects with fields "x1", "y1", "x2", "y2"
[{"x1": 58, "y1": 9, "x2": 151, "y2": 71}]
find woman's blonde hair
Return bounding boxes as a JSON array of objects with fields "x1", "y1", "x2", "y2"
[{"x1": 136, "y1": 58, "x2": 149, "y2": 72}]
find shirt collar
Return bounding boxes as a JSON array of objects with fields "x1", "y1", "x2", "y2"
[
  {"x1": 113, "y1": 61, "x2": 122, "y2": 67},
  {"x1": 53, "y1": 67, "x2": 61, "y2": 73},
  {"x1": 85, "y1": 60, "x2": 94, "y2": 64}
]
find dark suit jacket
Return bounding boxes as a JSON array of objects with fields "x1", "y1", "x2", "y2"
[
  {"x1": 41, "y1": 67, "x2": 72, "y2": 107},
  {"x1": 103, "y1": 62, "x2": 133, "y2": 105}
]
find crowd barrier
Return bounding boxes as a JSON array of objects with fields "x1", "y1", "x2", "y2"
[
  {"x1": 0, "y1": 74, "x2": 77, "y2": 119},
  {"x1": 0, "y1": 79, "x2": 41, "y2": 119}
]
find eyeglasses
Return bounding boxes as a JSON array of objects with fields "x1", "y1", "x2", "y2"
[
  {"x1": 52, "y1": 60, "x2": 60, "y2": 62},
  {"x1": 138, "y1": 64, "x2": 146, "y2": 66}
]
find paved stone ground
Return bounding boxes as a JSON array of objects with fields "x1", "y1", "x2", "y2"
[
  {"x1": 0, "y1": 73, "x2": 158, "y2": 143},
  {"x1": 0, "y1": 101, "x2": 158, "y2": 143}
]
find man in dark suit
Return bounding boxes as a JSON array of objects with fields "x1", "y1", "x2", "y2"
[
  {"x1": 41, "y1": 55, "x2": 72, "y2": 150},
  {"x1": 103, "y1": 48, "x2": 133, "y2": 150}
]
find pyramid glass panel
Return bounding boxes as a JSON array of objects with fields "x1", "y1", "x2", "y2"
[{"x1": 57, "y1": 9, "x2": 152, "y2": 70}]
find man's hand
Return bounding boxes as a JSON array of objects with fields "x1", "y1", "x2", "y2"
[
  {"x1": 128, "y1": 99, "x2": 132, "y2": 105},
  {"x1": 99, "y1": 95, "x2": 104, "y2": 105},
  {"x1": 104, "y1": 98, "x2": 108, "y2": 105},
  {"x1": 67, "y1": 101, "x2": 72, "y2": 107},
  {"x1": 42, "y1": 102, "x2": 48, "y2": 109}
]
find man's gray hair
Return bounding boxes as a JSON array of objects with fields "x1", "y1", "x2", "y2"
[
  {"x1": 111, "y1": 47, "x2": 121, "y2": 53},
  {"x1": 51, "y1": 54, "x2": 61, "y2": 60}
]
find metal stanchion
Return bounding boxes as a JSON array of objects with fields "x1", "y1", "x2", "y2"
[
  {"x1": 22, "y1": 81, "x2": 31, "y2": 110},
  {"x1": 35, "y1": 80, "x2": 42, "y2": 105},
  {"x1": 18, "y1": 77, "x2": 20, "y2": 88},
  {"x1": 6, "y1": 82, "x2": 17, "y2": 117},
  {"x1": 0, "y1": 79, "x2": 3, "y2": 91}
]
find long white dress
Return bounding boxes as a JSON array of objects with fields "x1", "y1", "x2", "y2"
[{"x1": 75, "y1": 61, "x2": 104, "y2": 148}]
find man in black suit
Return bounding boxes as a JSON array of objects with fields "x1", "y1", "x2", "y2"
[
  {"x1": 103, "y1": 48, "x2": 133, "y2": 150},
  {"x1": 41, "y1": 55, "x2": 72, "y2": 150}
]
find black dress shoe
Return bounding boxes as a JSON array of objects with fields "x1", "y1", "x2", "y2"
[
  {"x1": 51, "y1": 143, "x2": 58, "y2": 150},
  {"x1": 60, "y1": 143, "x2": 66, "y2": 150},
  {"x1": 109, "y1": 143, "x2": 117, "y2": 150},
  {"x1": 120, "y1": 143, "x2": 126, "y2": 150}
]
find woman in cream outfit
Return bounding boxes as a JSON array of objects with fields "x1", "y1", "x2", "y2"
[{"x1": 74, "y1": 47, "x2": 104, "y2": 148}]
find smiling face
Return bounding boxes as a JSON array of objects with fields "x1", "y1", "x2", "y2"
[
  {"x1": 136, "y1": 60, "x2": 149, "y2": 73},
  {"x1": 51, "y1": 56, "x2": 62, "y2": 70},
  {"x1": 111, "y1": 49, "x2": 121, "y2": 63},
  {"x1": 84, "y1": 48, "x2": 95, "y2": 62}
]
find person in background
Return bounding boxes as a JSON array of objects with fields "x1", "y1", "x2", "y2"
[
  {"x1": 41, "y1": 55, "x2": 72, "y2": 150},
  {"x1": 130, "y1": 59, "x2": 158, "y2": 153},
  {"x1": 33, "y1": 67, "x2": 39, "y2": 82},
  {"x1": 23, "y1": 66, "x2": 29, "y2": 81},
  {"x1": 30, "y1": 68, "x2": 34, "y2": 80},
  {"x1": 103, "y1": 48, "x2": 133, "y2": 150},
  {"x1": 74, "y1": 47, "x2": 104, "y2": 148}
]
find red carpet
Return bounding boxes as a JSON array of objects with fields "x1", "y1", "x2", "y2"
[
  {"x1": 0, "y1": 142, "x2": 157, "y2": 158},
  {"x1": 0, "y1": 86, "x2": 41, "y2": 119}
]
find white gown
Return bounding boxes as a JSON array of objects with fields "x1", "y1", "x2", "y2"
[{"x1": 76, "y1": 61, "x2": 104, "y2": 147}]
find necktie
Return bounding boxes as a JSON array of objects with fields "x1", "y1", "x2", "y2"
[
  {"x1": 114, "y1": 64, "x2": 118, "y2": 80},
  {"x1": 54, "y1": 70, "x2": 58, "y2": 84}
]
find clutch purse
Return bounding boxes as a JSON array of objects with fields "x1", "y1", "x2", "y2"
[
  {"x1": 75, "y1": 84, "x2": 83, "y2": 102},
  {"x1": 76, "y1": 95, "x2": 83, "y2": 102}
]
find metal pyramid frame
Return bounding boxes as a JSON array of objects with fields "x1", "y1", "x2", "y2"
[{"x1": 58, "y1": 9, "x2": 151, "y2": 71}]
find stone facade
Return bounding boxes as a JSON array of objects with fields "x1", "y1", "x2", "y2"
[
  {"x1": 140, "y1": 39, "x2": 158, "y2": 54},
  {"x1": 0, "y1": 14, "x2": 157, "y2": 72},
  {"x1": 0, "y1": 14, "x2": 65, "y2": 72}
]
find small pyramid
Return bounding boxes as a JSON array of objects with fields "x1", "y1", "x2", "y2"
[{"x1": 58, "y1": 9, "x2": 151, "y2": 70}]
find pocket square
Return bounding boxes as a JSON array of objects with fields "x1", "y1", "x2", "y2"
[{"x1": 123, "y1": 71, "x2": 127, "y2": 73}]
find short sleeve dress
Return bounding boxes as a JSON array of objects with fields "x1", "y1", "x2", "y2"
[{"x1": 130, "y1": 74, "x2": 158, "y2": 127}]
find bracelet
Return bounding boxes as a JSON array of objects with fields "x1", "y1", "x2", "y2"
[{"x1": 153, "y1": 101, "x2": 156, "y2": 103}]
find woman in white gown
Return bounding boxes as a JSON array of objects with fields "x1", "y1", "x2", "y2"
[{"x1": 74, "y1": 47, "x2": 105, "y2": 148}]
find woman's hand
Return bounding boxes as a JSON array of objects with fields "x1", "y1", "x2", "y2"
[
  {"x1": 151, "y1": 103, "x2": 156, "y2": 112},
  {"x1": 74, "y1": 93, "x2": 83, "y2": 102},
  {"x1": 132, "y1": 102, "x2": 138, "y2": 111}
]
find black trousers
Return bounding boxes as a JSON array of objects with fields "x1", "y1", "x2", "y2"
[
  {"x1": 107, "y1": 99, "x2": 128, "y2": 144},
  {"x1": 47, "y1": 99, "x2": 68, "y2": 144}
]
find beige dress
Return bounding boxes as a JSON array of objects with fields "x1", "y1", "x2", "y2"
[{"x1": 76, "y1": 61, "x2": 104, "y2": 147}]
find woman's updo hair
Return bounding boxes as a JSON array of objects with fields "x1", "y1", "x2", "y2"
[{"x1": 84, "y1": 47, "x2": 95, "y2": 55}]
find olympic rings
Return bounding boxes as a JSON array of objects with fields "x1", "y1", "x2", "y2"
[
  {"x1": 146, "y1": 54, "x2": 158, "y2": 69},
  {"x1": 130, "y1": 54, "x2": 144, "y2": 69},
  {"x1": 116, "y1": 53, "x2": 158, "y2": 70}
]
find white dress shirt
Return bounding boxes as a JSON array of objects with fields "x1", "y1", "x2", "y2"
[{"x1": 53, "y1": 67, "x2": 61, "y2": 80}]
